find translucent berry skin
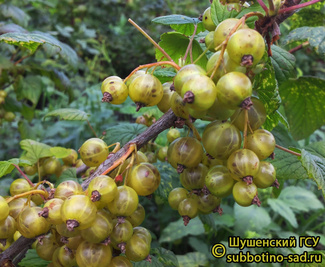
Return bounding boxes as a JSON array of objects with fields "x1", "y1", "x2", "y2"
[
  {"x1": 167, "y1": 137, "x2": 204, "y2": 169},
  {"x1": 181, "y1": 74, "x2": 217, "y2": 111},
  {"x1": 35, "y1": 233, "x2": 60, "y2": 261},
  {"x1": 206, "y1": 51, "x2": 225, "y2": 83},
  {"x1": 60, "y1": 195, "x2": 97, "y2": 230},
  {"x1": 232, "y1": 181, "x2": 258, "y2": 207},
  {"x1": 87, "y1": 175, "x2": 117, "y2": 208},
  {"x1": 8, "y1": 198, "x2": 36, "y2": 219},
  {"x1": 101, "y1": 76, "x2": 128, "y2": 104},
  {"x1": 43, "y1": 198, "x2": 64, "y2": 225},
  {"x1": 205, "y1": 165, "x2": 236, "y2": 198},
  {"x1": 128, "y1": 74, "x2": 163, "y2": 107},
  {"x1": 202, "y1": 7, "x2": 216, "y2": 31},
  {"x1": 126, "y1": 203, "x2": 145, "y2": 227},
  {"x1": 167, "y1": 128, "x2": 181, "y2": 143},
  {"x1": 62, "y1": 149, "x2": 78, "y2": 165},
  {"x1": 111, "y1": 218, "x2": 133, "y2": 245},
  {"x1": 254, "y1": 161, "x2": 276, "y2": 189},
  {"x1": 0, "y1": 215, "x2": 16, "y2": 239},
  {"x1": 17, "y1": 207, "x2": 50, "y2": 238},
  {"x1": 107, "y1": 186, "x2": 139, "y2": 216},
  {"x1": 109, "y1": 256, "x2": 133, "y2": 267},
  {"x1": 79, "y1": 138, "x2": 109, "y2": 167},
  {"x1": 227, "y1": 149, "x2": 260, "y2": 181},
  {"x1": 206, "y1": 96, "x2": 235, "y2": 121},
  {"x1": 202, "y1": 121, "x2": 241, "y2": 160},
  {"x1": 173, "y1": 64, "x2": 206, "y2": 94},
  {"x1": 80, "y1": 211, "x2": 113, "y2": 243},
  {"x1": 197, "y1": 193, "x2": 221, "y2": 214},
  {"x1": 213, "y1": 18, "x2": 248, "y2": 50},
  {"x1": 127, "y1": 162, "x2": 161, "y2": 196},
  {"x1": 170, "y1": 92, "x2": 190, "y2": 119},
  {"x1": 178, "y1": 197, "x2": 199, "y2": 219},
  {"x1": 246, "y1": 129, "x2": 276, "y2": 160},
  {"x1": 76, "y1": 241, "x2": 113, "y2": 267},
  {"x1": 56, "y1": 223, "x2": 80, "y2": 238},
  {"x1": 227, "y1": 29, "x2": 265, "y2": 66},
  {"x1": 180, "y1": 163, "x2": 208, "y2": 190},
  {"x1": 168, "y1": 187, "x2": 188, "y2": 210},
  {"x1": 231, "y1": 97, "x2": 266, "y2": 131},
  {"x1": 157, "y1": 82, "x2": 173, "y2": 113},
  {"x1": 54, "y1": 180, "x2": 83, "y2": 200},
  {"x1": 157, "y1": 146, "x2": 168, "y2": 162},
  {"x1": 216, "y1": 72, "x2": 252, "y2": 109},
  {"x1": 205, "y1": 31, "x2": 215, "y2": 52},
  {"x1": 9, "y1": 178, "x2": 31, "y2": 196},
  {"x1": 52, "y1": 245, "x2": 77, "y2": 267},
  {"x1": 125, "y1": 233, "x2": 151, "y2": 262},
  {"x1": 43, "y1": 157, "x2": 61, "y2": 175},
  {"x1": 133, "y1": 226, "x2": 152, "y2": 244},
  {"x1": 0, "y1": 196, "x2": 9, "y2": 222}
]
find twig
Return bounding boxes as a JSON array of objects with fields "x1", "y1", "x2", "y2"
[
  {"x1": 183, "y1": 24, "x2": 198, "y2": 64},
  {"x1": 86, "y1": 119, "x2": 98, "y2": 137},
  {"x1": 12, "y1": 165, "x2": 34, "y2": 187},
  {"x1": 81, "y1": 109, "x2": 177, "y2": 190},
  {"x1": 128, "y1": 18, "x2": 174, "y2": 62},
  {"x1": 275, "y1": 144, "x2": 301, "y2": 157},
  {"x1": 278, "y1": 0, "x2": 322, "y2": 13},
  {"x1": 12, "y1": 246, "x2": 29, "y2": 266},
  {"x1": 14, "y1": 55, "x2": 30, "y2": 65},
  {"x1": 289, "y1": 41, "x2": 309, "y2": 53}
]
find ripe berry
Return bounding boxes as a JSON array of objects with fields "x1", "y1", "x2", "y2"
[
  {"x1": 216, "y1": 72, "x2": 252, "y2": 109},
  {"x1": 56, "y1": 222, "x2": 80, "y2": 238},
  {"x1": 128, "y1": 74, "x2": 163, "y2": 111},
  {"x1": 254, "y1": 161, "x2": 276, "y2": 188},
  {"x1": 178, "y1": 196, "x2": 199, "y2": 225},
  {"x1": 62, "y1": 149, "x2": 78, "y2": 165},
  {"x1": 205, "y1": 31, "x2": 215, "y2": 52},
  {"x1": 206, "y1": 97, "x2": 235, "y2": 121},
  {"x1": 60, "y1": 195, "x2": 97, "y2": 231},
  {"x1": 205, "y1": 165, "x2": 236, "y2": 198},
  {"x1": 8, "y1": 198, "x2": 36, "y2": 219},
  {"x1": 125, "y1": 233, "x2": 151, "y2": 262},
  {"x1": 246, "y1": 129, "x2": 276, "y2": 160},
  {"x1": 109, "y1": 256, "x2": 132, "y2": 267},
  {"x1": 231, "y1": 97, "x2": 266, "y2": 131},
  {"x1": 52, "y1": 245, "x2": 77, "y2": 267},
  {"x1": 9, "y1": 178, "x2": 31, "y2": 196},
  {"x1": 232, "y1": 181, "x2": 259, "y2": 207},
  {"x1": 41, "y1": 198, "x2": 64, "y2": 225},
  {"x1": 76, "y1": 241, "x2": 113, "y2": 267},
  {"x1": 227, "y1": 149, "x2": 260, "y2": 182},
  {"x1": 54, "y1": 180, "x2": 83, "y2": 200},
  {"x1": 24, "y1": 165, "x2": 37, "y2": 175},
  {"x1": 79, "y1": 138, "x2": 109, "y2": 167},
  {"x1": 0, "y1": 196, "x2": 9, "y2": 222},
  {"x1": 167, "y1": 128, "x2": 181, "y2": 143},
  {"x1": 101, "y1": 76, "x2": 128, "y2": 105},
  {"x1": 107, "y1": 185, "x2": 139, "y2": 216},
  {"x1": 111, "y1": 218, "x2": 133, "y2": 250},
  {"x1": 202, "y1": 121, "x2": 241, "y2": 160},
  {"x1": 227, "y1": 29, "x2": 265, "y2": 66},
  {"x1": 35, "y1": 233, "x2": 60, "y2": 261},
  {"x1": 43, "y1": 157, "x2": 62, "y2": 176},
  {"x1": 197, "y1": 193, "x2": 221, "y2": 214},
  {"x1": 202, "y1": 7, "x2": 216, "y2": 31},
  {"x1": 157, "y1": 82, "x2": 173, "y2": 113},
  {"x1": 126, "y1": 203, "x2": 145, "y2": 227},
  {"x1": 168, "y1": 187, "x2": 188, "y2": 210},
  {"x1": 127, "y1": 162, "x2": 161, "y2": 196},
  {"x1": 157, "y1": 146, "x2": 168, "y2": 162},
  {"x1": 0, "y1": 215, "x2": 16, "y2": 239},
  {"x1": 180, "y1": 163, "x2": 208, "y2": 190},
  {"x1": 170, "y1": 91, "x2": 190, "y2": 119}
]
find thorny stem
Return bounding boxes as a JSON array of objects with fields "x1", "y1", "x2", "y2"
[
  {"x1": 100, "y1": 144, "x2": 137, "y2": 176},
  {"x1": 183, "y1": 24, "x2": 198, "y2": 64},
  {"x1": 257, "y1": 0, "x2": 269, "y2": 14},
  {"x1": 12, "y1": 164, "x2": 34, "y2": 187},
  {"x1": 289, "y1": 41, "x2": 309, "y2": 53},
  {"x1": 275, "y1": 144, "x2": 302, "y2": 157},
  {"x1": 6, "y1": 190, "x2": 49, "y2": 203},
  {"x1": 124, "y1": 61, "x2": 181, "y2": 83},
  {"x1": 278, "y1": 0, "x2": 322, "y2": 13},
  {"x1": 243, "y1": 109, "x2": 249, "y2": 148},
  {"x1": 87, "y1": 119, "x2": 98, "y2": 138},
  {"x1": 128, "y1": 18, "x2": 174, "y2": 62}
]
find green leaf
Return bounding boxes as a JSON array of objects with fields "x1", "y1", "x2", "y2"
[
  {"x1": 171, "y1": 23, "x2": 205, "y2": 36},
  {"x1": 177, "y1": 252, "x2": 208, "y2": 267},
  {"x1": 43, "y1": 108, "x2": 89, "y2": 121},
  {"x1": 278, "y1": 186, "x2": 323, "y2": 212},
  {"x1": 271, "y1": 148, "x2": 308, "y2": 180},
  {"x1": 0, "y1": 4, "x2": 30, "y2": 28},
  {"x1": 18, "y1": 249, "x2": 50, "y2": 267},
  {"x1": 50, "y1": 147, "x2": 71, "y2": 159},
  {"x1": 20, "y1": 139, "x2": 53, "y2": 165},
  {"x1": 151, "y1": 247, "x2": 179, "y2": 267},
  {"x1": 0, "y1": 32, "x2": 61, "y2": 54},
  {"x1": 153, "y1": 67, "x2": 176, "y2": 84},
  {"x1": 281, "y1": 26, "x2": 325, "y2": 59},
  {"x1": 279, "y1": 77, "x2": 325, "y2": 140},
  {"x1": 154, "y1": 162, "x2": 181, "y2": 203},
  {"x1": 263, "y1": 110, "x2": 289, "y2": 132},
  {"x1": 289, "y1": 2, "x2": 325, "y2": 29},
  {"x1": 0, "y1": 23, "x2": 27, "y2": 34},
  {"x1": 159, "y1": 217, "x2": 205, "y2": 243},
  {"x1": 272, "y1": 124, "x2": 298, "y2": 147},
  {"x1": 236, "y1": 2, "x2": 266, "y2": 28},
  {"x1": 211, "y1": 0, "x2": 240, "y2": 26},
  {"x1": 152, "y1": 15, "x2": 201, "y2": 25},
  {"x1": 0, "y1": 161, "x2": 15, "y2": 178},
  {"x1": 199, "y1": 214, "x2": 217, "y2": 231},
  {"x1": 254, "y1": 61, "x2": 281, "y2": 131},
  {"x1": 104, "y1": 123, "x2": 147, "y2": 146},
  {"x1": 234, "y1": 204, "x2": 271, "y2": 235},
  {"x1": 267, "y1": 198, "x2": 298, "y2": 228},
  {"x1": 156, "y1": 32, "x2": 207, "y2": 69},
  {"x1": 270, "y1": 45, "x2": 296, "y2": 85},
  {"x1": 16, "y1": 75, "x2": 43, "y2": 106},
  {"x1": 300, "y1": 148, "x2": 325, "y2": 199},
  {"x1": 55, "y1": 168, "x2": 78, "y2": 186}
]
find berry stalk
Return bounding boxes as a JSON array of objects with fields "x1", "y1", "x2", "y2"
[{"x1": 6, "y1": 189, "x2": 49, "y2": 203}]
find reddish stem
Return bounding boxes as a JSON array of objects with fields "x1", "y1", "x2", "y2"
[
  {"x1": 256, "y1": 0, "x2": 269, "y2": 14},
  {"x1": 278, "y1": 0, "x2": 321, "y2": 13},
  {"x1": 12, "y1": 164, "x2": 34, "y2": 186},
  {"x1": 275, "y1": 144, "x2": 301, "y2": 157},
  {"x1": 289, "y1": 41, "x2": 309, "y2": 53}
]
